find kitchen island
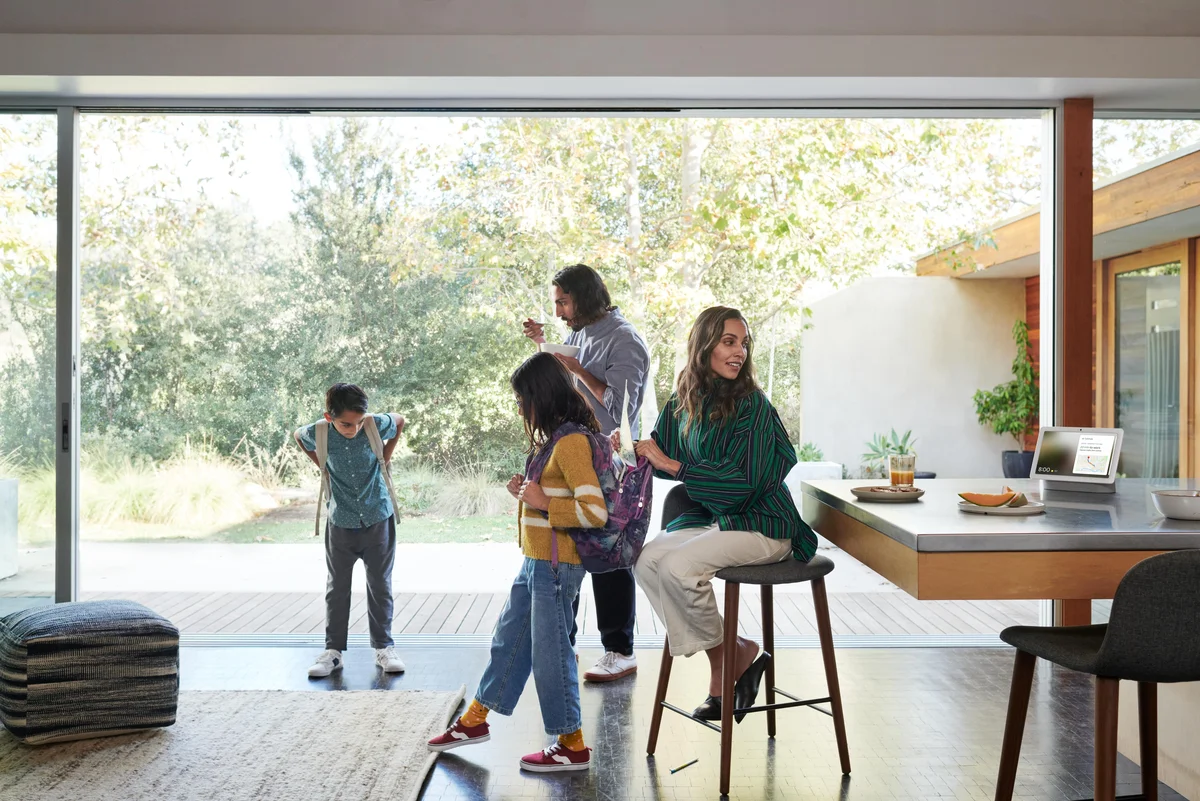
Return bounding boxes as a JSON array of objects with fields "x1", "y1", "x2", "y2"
[{"x1": 801, "y1": 478, "x2": 1200, "y2": 800}]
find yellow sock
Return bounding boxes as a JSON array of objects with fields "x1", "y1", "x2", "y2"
[
  {"x1": 459, "y1": 699, "x2": 489, "y2": 728},
  {"x1": 558, "y1": 728, "x2": 586, "y2": 751}
]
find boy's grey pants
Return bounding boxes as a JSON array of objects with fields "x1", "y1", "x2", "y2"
[{"x1": 325, "y1": 515, "x2": 396, "y2": 651}]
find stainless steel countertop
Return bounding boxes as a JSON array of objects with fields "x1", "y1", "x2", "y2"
[{"x1": 801, "y1": 478, "x2": 1200, "y2": 553}]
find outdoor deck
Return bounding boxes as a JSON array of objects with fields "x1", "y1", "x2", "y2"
[{"x1": 67, "y1": 588, "x2": 1095, "y2": 639}]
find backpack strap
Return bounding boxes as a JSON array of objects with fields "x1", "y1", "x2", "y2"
[
  {"x1": 362, "y1": 415, "x2": 402, "y2": 519},
  {"x1": 313, "y1": 421, "x2": 331, "y2": 538}
]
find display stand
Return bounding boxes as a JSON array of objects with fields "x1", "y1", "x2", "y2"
[{"x1": 1040, "y1": 479, "x2": 1116, "y2": 495}]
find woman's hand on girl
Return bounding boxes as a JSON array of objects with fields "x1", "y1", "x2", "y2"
[
  {"x1": 609, "y1": 431, "x2": 621, "y2": 452},
  {"x1": 506, "y1": 474, "x2": 524, "y2": 499},
  {"x1": 635, "y1": 439, "x2": 682, "y2": 476},
  {"x1": 519, "y1": 480, "x2": 550, "y2": 511}
]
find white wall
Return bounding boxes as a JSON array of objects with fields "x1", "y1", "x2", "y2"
[{"x1": 800, "y1": 275, "x2": 1025, "y2": 479}]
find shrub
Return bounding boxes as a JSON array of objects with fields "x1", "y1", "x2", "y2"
[
  {"x1": 861, "y1": 429, "x2": 917, "y2": 477},
  {"x1": 796, "y1": 441, "x2": 824, "y2": 462},
  {"x1": 428, "y1": 465, "x2": 516, "y2": 518},
  {"x1": 17, "y1": 444, "x2": 264, "y2": 530},
  {"x1": 231, "y1": 436, "x2": 315, "y2": 491},
  {"x1": 974, "y1": 320, "x2": 1039, "y2": 448},
  {"x1": 388, "y1": 459, "x2": 441, "y2": 516}
]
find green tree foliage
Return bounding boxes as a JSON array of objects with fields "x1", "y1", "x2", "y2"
[
  {"x1": 419, "y1": 117, "x2": 1042, "y2": 413},
  {"x1": 0, "y1": 115, "x2": 57, "y2": 459},
  {"x1": 0, "y1": 115, "x2": 1183, "y2": 478}
]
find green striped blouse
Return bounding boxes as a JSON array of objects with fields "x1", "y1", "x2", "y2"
[{"x1": 651, "y1": 389, "x2": 817, "y2": 561}]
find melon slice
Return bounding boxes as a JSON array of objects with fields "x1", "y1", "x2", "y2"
[
  {"x1": 959, "y1": 491, "x2": 1017, "y2": 507},
  {"x1": 1003, "y1": 486, "x2": 1029, "y2": 507}
]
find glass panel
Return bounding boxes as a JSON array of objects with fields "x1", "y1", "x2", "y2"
[
  {"x1": 78, "y1": 113, "x2": 1044, "y2": 642},
  {"x1": 0, "y1": 113, "x2": 57, "y2": 614},
  {"x1": 1114, "y1": 263, "x2": 1181, "y2": 478}
]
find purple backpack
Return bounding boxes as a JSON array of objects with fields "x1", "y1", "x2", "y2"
[{"x1": 526, "y1": 423, "x2": 654, "y2": 573}]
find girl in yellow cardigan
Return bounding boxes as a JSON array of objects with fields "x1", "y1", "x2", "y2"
[{"x1": 428, "y1": 352, "x2": 607, "y2": 772}]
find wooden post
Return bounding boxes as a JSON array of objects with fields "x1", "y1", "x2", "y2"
[
  {"x1": 1056, "y1": 97, "x2": 1095, "y2": 627},
  {"x1": 1061, "y1": 97, "x2": 1094, "y2": 429}
]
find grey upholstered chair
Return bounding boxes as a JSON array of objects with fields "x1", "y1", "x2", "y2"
[
  {"x1": 646, "y1": 485, "x2": 850, "y2": 797},
  {"x1": 994, "y1": 549, "x2": 1200, "y2": 801}
]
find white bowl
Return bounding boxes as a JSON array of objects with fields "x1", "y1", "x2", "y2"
[
  {"x1": 539, "y1": 343, "x2": 581, "y2": 358},
  {"x1": 1151, "y1": 490, "x2": 1200, "y2": 520}
]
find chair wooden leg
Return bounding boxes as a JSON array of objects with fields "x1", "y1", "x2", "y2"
[
  {"x1": 1138, "y1": 682, "x2": 1158, "y2": 801},
  {"x1": 1095, "y1": 676, "x2": 1120, "y2": 801},
  {"x1": 812, "y1": 577, "x2": 851, "y2": 775},
  {"x1": 647, "y1": 638, "x2": 673, "y2": 755},
  {"x1": 994, "y1": 650, "x2": 1036, "y2": 801},
  {"x1": 761, "y1": 584, "x2": 777, "y2": 738},
  {"x1": 719, "y1": 582, "x2": 740, "y2": 797}
]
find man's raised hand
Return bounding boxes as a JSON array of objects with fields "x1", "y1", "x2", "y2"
[{"x1": 522, "y1": 318, "x2": 546, "y2": 345}]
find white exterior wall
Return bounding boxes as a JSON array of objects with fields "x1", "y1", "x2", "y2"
[{"x1": 799, "y1": 275, "x2": 1025, "y2": 479}]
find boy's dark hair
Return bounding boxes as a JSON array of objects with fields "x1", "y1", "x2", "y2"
[
  {"x1": 511, "y1": 353, "x2": 600, "y2": 452},
  {"x1": 325, "y1": 383, "x2": 369, "y2": 417},
  {"x1": 553, "y1": 263, "x2": 612, "y2": 327}
]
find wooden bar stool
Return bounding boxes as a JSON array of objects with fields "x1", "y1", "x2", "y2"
[
  {"x1": 646, "y1": 487, "x2": 851, "y2": 796},
  {"x1": 994, "y1": 550, "x2": 1200, "y2": 801}
]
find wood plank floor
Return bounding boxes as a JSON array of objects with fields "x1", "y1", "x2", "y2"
[{"x1": 61, "y1": 588, "x2": 1102, "y2": 637}]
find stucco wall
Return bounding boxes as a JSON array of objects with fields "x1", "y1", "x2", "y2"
[{"x1": 799, "y1": 275, "x2": 1026, "y2": 479}]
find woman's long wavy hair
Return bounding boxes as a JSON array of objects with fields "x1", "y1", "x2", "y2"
[
  {"x1": 675, "y1": 306, "x2": 759, "y2": 434},
  {"x1": 511, "y1": 352, "x2": 601, "y2": 453}
]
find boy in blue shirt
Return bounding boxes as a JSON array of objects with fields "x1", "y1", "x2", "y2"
[{"x1": 294, "y1": 383, "x2": 406, "y2": 678}]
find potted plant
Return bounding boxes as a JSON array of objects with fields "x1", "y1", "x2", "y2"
[
  {"x1": 861, "y1": 429, "x2": 925, "y2": 479},
  {"x1": 973, "y1": 320, "x2": 1039, "y2": 479}
]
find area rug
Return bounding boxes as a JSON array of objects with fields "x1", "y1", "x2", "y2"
[{"x1": 0, "y1": 687, "x2": 465, "y2": 801}]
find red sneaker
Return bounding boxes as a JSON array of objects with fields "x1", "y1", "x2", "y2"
[
  {"x1": 427, "y1": 719, "x2": 491, "y2": 752},
  {"x1": 519, "y1": 742, "x2": 592, "y2": 772}
]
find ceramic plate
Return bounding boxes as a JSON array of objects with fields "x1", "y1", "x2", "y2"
[
  {"x1": 958, "y1": 501, "x2": 1045, "y2": 516},
  {"x1": 851, "y1": 486, "x2": 925, "y2": 503}
]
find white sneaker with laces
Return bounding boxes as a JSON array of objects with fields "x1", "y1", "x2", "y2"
[
  {"x1": 583, "y1": 651, "x2": 637, "y2": 682},
  {"x1": 308, "y1": 649, "x2": 343, "y2": 678},
  {"x1": 375, "y1": 646, "x2": 406, "y2": 673}
]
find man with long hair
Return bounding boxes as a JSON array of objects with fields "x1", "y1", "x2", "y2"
[{"x1": 522, "y1": 263, "x2": 650, "y2": 683}]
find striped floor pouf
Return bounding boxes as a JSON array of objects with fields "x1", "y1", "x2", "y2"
[{"x1": 0, "y1": 600, "x2": 179, "y2": 745}]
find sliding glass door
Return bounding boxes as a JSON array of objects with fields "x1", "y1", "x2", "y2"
[
  {"x1": 0, "y1": 112, "x2": 58, "y2": 614},
  {"x1": 1096, "y1": 242, "x2": 1191, "y2": 478}
]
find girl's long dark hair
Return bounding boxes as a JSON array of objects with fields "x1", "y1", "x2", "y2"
[
  {"x1": 675, "y1": 306, "x2": 759, "y2": 433},
  {"x1": 511, "y1": 352, "x2": 601, "y2": 452}
]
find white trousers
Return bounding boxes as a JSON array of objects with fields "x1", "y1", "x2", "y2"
[{"x1": 635, "y1": 525, "x2": 792, "y2": 658}]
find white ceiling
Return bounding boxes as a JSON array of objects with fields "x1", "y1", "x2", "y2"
[
  {"x1": 3, "y1": 3, "x2": 1200, "y2": 106},
  {"x1": 4, "y1": 0, "x2": 1200, "y2": 37}
]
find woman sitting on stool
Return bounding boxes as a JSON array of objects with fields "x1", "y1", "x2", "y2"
[{"x1": 633, "y1": 306, "x2": 817, "y2": 721}]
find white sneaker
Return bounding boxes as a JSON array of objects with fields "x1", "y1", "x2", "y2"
[
  {"x1": 583, "y1": 651, "x2": 637, "y2": 682},
  {"x1": 375, "y1": 646, "x2": 406, "y2": 673},
  {"x1": 308, "y1": 649, "x2": 343, "y2": 678}
]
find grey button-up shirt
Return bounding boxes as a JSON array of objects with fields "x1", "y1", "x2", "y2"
[{"x1": 565, "y1": 308, "x2": 651, "y2": 437}]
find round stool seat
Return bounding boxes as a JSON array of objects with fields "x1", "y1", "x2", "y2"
[{"x1": 716, "y1": 554, "x2": 835, "y2": 585}]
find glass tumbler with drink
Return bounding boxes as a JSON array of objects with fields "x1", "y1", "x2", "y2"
[{"x1": 889, "y1": 454, "x2": 916, "y2": 487}]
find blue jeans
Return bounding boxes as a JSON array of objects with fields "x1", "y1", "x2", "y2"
[{"x1": 476, "y1": 557, "x2": 585, "y2": 736}]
